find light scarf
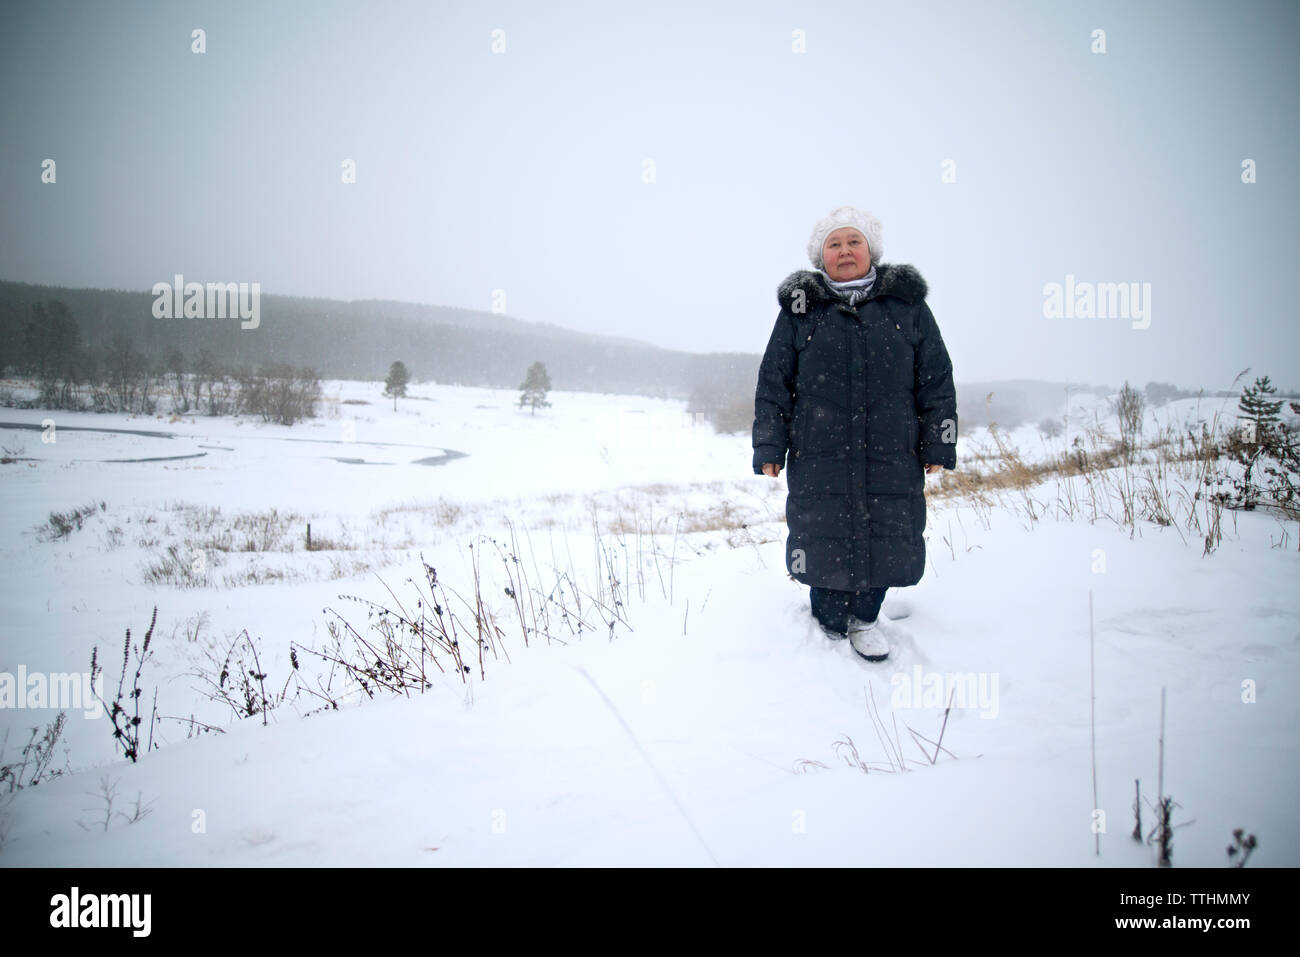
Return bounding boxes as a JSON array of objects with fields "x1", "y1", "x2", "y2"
[{"x1": 817, "y1": 263, "x2": 877, "y2": 306}]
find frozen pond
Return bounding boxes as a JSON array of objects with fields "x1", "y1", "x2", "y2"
[{"x1": 0, "y1": 420, "x2": 469, "y2": 466}]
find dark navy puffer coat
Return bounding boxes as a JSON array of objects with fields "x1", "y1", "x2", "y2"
[{"x1": 751, "y1": 262, "x2": 957, "y2": 591}]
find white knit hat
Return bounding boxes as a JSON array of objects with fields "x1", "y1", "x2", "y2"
[{"x1": 807, "y1": 206, "x2": 883, "y2": 268}]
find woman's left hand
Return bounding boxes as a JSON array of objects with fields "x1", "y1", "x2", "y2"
[{"x1": 923, "y1": 463, "x2": 942, "y2": 474}]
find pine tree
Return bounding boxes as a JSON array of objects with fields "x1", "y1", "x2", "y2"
[
  {"x1": 1225, "y1": 380, "x2": 1297, "y2": 514},
  {"x1": 518, "y1": 361, "x2": 552, "y2": 416},
  {"x1": 383, "y1": 360, "x2": 410, "y2": 411},
  {"x1": 1237, "y1": 375, "x2": 1284, "y2": 444},
  {"x1": 1259, "y1": 400, "x2": 1300, "y2": 536}
]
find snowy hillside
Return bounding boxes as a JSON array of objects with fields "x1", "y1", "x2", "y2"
[{"x1": 1, "y1": 380, "x2": 1296, "y2": 866}]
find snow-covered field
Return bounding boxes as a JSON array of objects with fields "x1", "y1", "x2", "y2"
[{"x1": 1, "y1": 380, "x2": 1296, "y2": 866}]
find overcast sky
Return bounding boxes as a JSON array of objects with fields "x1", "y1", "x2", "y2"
[{"x1": 2, "y1": 0, "x2": 1297, "y2": 391}]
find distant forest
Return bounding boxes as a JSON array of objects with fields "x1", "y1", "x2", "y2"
[{"x1": 0, "y1": 279, "x2": 760, "y2": 407}]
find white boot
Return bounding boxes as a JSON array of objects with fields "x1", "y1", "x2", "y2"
[{"x1": 848, "y1": 617, "x2": 890, "y2": 661}]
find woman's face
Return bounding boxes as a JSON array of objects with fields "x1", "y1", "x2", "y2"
[{"x1": 822, "y1": 227, "x2": 871, "y2": 280}]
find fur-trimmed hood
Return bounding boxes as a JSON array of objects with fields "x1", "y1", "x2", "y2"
[{"x1": 777, "y1": 262, "x2": 928, "y2": 312}]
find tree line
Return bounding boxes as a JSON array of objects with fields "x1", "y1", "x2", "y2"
[
  {"x1": 0, "y1": 279, "x2": 737, "y2": 399},
  {"x1": 5, "y1": 299, "x2": 321, "y2": 425}
]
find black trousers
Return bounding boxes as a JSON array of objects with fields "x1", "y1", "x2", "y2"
[{"x1": 810, "y1": 585, "x2": 888, "y2": 636}]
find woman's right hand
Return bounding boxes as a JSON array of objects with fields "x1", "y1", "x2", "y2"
[{"x1": 762, "y1": 463, "x2": 782, "y2": 478}]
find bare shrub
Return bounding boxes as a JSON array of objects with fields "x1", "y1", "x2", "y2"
[
  {"x1": 1110, "y1": 381, "x2": 1146, "y2": 461},
  {"x1": 89, "y1": 607, "x2": 160, "y2": 763},
  {"x1": 37, "y1": 501, "x2": 106, "y2": 542},
  {"x1": 0, "y1": 712, "x2": 69, "y2": 794}
]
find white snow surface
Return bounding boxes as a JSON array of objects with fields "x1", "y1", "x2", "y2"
[{"x1": 1, "y1": 381, "x2": 1296, "y2": 866}]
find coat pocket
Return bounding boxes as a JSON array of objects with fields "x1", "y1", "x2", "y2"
[
  {"x1": 798, "y1": 398, "x2": 850, "y2": 457},
  {"x1": 865, "y1": 493, "x2": 918, "y2": 539},
  {"x1": 787, "y1": 451, "x2": 849, "y2": 501}
]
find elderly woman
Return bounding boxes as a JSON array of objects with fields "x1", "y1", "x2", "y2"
[{"x1": 752, "y1": 206, "x2": 957, "y2": 661}]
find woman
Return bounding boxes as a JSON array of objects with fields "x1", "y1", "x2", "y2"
[{"x1": 752, "y1": 206, "x2": 957, "y2": 662}]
